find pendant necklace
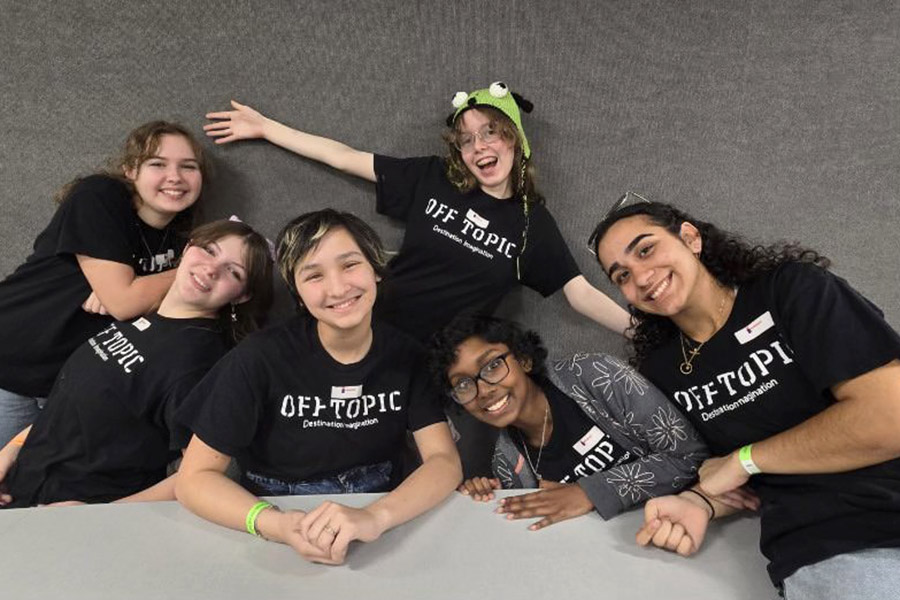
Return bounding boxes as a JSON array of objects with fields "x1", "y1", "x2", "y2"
[
  {"x1": 136, "y1": 221, "x2": 172, "y2": 269},
  {"x1": 517, "y1": 398, "x2": 550, "y2": 481},
  {"x1": 679, "y1": 287, "x2": 734, "y2": 375}
]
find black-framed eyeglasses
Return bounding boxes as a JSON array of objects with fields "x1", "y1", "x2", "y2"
[
  {"x1": 587, "y1": 190, "x2": 652, "y2": 255},
  {"x1": 449, "y1": 351, "x2": 512, "y2": 405}
]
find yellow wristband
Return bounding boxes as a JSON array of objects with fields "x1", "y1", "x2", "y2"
[
  {"x1": 10, "y1": 431, "x2": 28, "y2": 447},
  {"x1": 738, "y1": 444, "x2": 761, "y2": 475},
  {"x1": 245, "y1": 501, "x2": 272, "y2": 537}
]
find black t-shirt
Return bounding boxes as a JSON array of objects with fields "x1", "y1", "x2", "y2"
[
  {"x1": 373, "y1": 155, "x2": 580, "y2": 340},
  {"x1": 0, "y1": 176, "x2": 182, "y2": 397},
  {"x1": 4, "y1": 314, "x2": 227, "y2": 507},
  {"x1": 511, "y1": 378, "x2": 629, "y2": 484},
  {"x1": 178, "y1": 316, "x2": 446, "y2": 486},
  {"x1": 641, "y1": 263, "x2": 900, "y2": 585}
]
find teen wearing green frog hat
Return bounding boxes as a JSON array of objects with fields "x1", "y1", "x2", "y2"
[{"x1": 204, "y1": 82, "x2": 629, "y2": 342}]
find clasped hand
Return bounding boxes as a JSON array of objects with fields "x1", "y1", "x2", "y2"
[{"x1": 277, "y1": 501, "x2": 385, "y2": 565}]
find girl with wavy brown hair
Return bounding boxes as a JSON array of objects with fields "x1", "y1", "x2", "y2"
[
  {"x1": 0, "y1": 121, "x2": 207, "y2": 446},
  {"x1": 203, "y1": 82, "x2": 629, "y2": 343}
]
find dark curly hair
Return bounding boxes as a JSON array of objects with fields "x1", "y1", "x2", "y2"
[
  {"x1": 588, "y1": 202, "x2": 831, "y2": 367},
  {"x1": 428, "y1": 315, "x2": 548, "y2": 403}
]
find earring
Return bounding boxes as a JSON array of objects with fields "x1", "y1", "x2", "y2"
[{"x1": 230, "y1": 304, "x2": 237, "y2": 322}]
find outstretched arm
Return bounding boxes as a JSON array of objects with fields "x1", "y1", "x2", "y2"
[
  {"x1": 562, "y1": 275, "x2": 631, "y2": 337},
  {"x1": 698, "y1": 359, "x2": 900, "y2": 496},
  {"x1": 205, "y1": 100, "x2": 376, "y2": 182}
]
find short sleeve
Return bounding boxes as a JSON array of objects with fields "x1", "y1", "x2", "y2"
[
  {"x1": 519, "y1": 204, "x2": 581, "y2": 296},
  {"x1": 405, "y1": 356, "x2": 446, "y2": 432},
  {"x1": 176, "y1": 347, "x2": 264, "y2": 457},
  {"x1": 770, "y1": 262, "x2": 900, "y2": 392},
  {"x1": 55, "y1": 177, "x2": 136, "y2": 264},
  {"x1": 374, "y1": 155, "x2": 441, "y2": 221},
  {"x1": 162, "y1": 371, "x2": 213, "y2": 451}
]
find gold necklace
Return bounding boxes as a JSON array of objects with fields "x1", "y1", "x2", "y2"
[
  {"x1": 517, "y1": 398, "x2": 550, "y2": 481},
  {"x1": 679, "y1": 287, "x2": 733, "y2": 375}
]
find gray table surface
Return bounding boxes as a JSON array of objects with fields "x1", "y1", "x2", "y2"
[{"x1": 0, "y1": 491, "x2": 773, "y2": 599}]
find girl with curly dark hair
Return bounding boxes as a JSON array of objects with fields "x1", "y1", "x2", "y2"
[
  {"x1": 202, "y1": 83, "x2": 629, "y2": 342},
  {"x1": 591, "y1": 199, "x2": 900, "y2": 598},
  {"x1": 428, "y1": 314, "x2": 707, "y2": 531}
]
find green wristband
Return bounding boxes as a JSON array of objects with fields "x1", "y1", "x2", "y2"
[
  {"x1": 738, "y1": 444, "x2": 761, "y2": 475},
  {"x1": 245, "y1": 501, "x2": 272, "y2": 536}
]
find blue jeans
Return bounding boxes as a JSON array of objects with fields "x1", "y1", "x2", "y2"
[
  {"x1": 0, "y1": 387, "x2": 46, "y2": 447},
  {"x1": 781, "y1": 547, "x2": 900, "y2": 599},
  {"x1": 244, "y1": 461, "x2": 393, "y2": 496}
]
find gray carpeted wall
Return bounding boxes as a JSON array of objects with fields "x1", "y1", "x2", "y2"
[{"x1": 2, "y1": 0, "x2": 898, "y2": 361}]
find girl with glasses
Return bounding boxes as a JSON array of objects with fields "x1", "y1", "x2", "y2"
[
  {"x1": 0, "y1": 220, "x2": 273, "y2": 507},
  {"x1": 428, "y1": 315, "x2": 709, "y2": 530},
  {"x1": 203, "y1": 82, "x2": 629, "y2": 342},
  {"x1": 175, "y1": 209, "x2": 461, "y2": 565},
  {"x1": 591, "y1": 201, "x2": 900, "y2": 598},
  {"x1": 0, "y1": 122, "x2": 207, "y2": 447}
]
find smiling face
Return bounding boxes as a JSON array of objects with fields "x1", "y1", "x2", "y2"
[
  {"x1": 127, "y1": 134, "x2": 202, "y2": 228},
  {"x1": 172, "y1": 234, "x2": 250, "y2": 317},
  {"x1": 457, "y1": 109, "x2": 517, "y2": 199},
  {"x1": 446, "y1": 336, "x2": 541, "y2": 428},
  {"x1": 293, "y1": 227, "x2": 378, "y2": 336},
  {"x1": 596, "y1": 214, "x2": 704, "y2": 317}
]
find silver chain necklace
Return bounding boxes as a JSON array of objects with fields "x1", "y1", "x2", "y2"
[{"x1": 517, "y1": 399, "x2": 550, "y2": 481}]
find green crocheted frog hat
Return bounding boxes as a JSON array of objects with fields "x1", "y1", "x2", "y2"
[{"x1": 447, "y1": 81, "x2": 534, "y2": 159}]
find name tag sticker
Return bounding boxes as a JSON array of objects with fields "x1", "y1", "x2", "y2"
[
  {"x1": 734, "y1": 311, "x2": 775, "y2": 344},
  {"x1": 573, "y1": 426, "x2": 605, "y2": 456},
  {"x1": 466, "y1": 209, "x2": 490, "y2": 229},
  {"x1": 331, "y1": 385, "x2": 363, "y2": 399},
  {"x1": 132, "y1": 317, "x2": 151, "y2": 331}
]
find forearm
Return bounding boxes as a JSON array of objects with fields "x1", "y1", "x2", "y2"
[
  {"x1": 175, "y1": 468, "x2": 268, "y2": 533},
  {"x1": 679, "y1": 487, "x2": 740, "y2": 520},
  {"x1": 260, "y1": 117, "x2": 375, "y2": 181},
  {"x1": 78, "y1": 254, "x2": 176, "y2": 320},
  {"x1": 750, "y1": 392, "x2": 900, "y2": 476},
  {"x1": 364, "y1": 450, "x2": 461, "y2": 534},
  {"x1": 0, "y1": 426, "x2": 30, "y2": 476},
  {"x1": 563, "y1": 276, "x2": 631, "y2": 336},
  {"x1": 581, "y1": 447, "x2": 707, "y2": 519},
  {"x1": 110, "y1": 271, "x2": 176, "y2": 319},
  {"x1": 115, "y1": 472, "x2": 178, "y2": 503}
]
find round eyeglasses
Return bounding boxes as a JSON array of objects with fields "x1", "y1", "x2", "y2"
[
  {"x1": 454, "y1": 124, "x2": 501, "y2": 153},
  {"x1": 449, "y1": 351, "x2": 512, "y2": 404}
]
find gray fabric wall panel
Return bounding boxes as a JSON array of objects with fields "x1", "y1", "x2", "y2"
[{"x1": 2, "y1": 0, "x2": 897, "y2": 360}]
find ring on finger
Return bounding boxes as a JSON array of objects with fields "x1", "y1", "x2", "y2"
[{"x1": 323, "y1": 525, "x2": 337, "y2": 536}]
